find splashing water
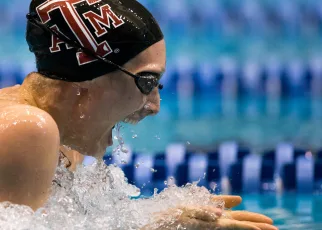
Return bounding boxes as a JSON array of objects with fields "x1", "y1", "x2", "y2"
[
  {"x1": 0, "y1": 161, "x2": 224, "y2": 230},
  {"x1": 0, "y1": 125, "x2": 224, "y2": 229},
  {"x1": 113, "y1": 124, "x2": 128, "y2": 155}
]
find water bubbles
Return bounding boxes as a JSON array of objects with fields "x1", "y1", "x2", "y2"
[
  {"x1": 121, "y1": 159, "x2": 127, "y2": 165},
  {"x1": 118, "y1": 138, "x2": 125, "y2": 146},
  {"x1": 186, "y1": 141, "x2": 191, "y2": 145},
  {"x1": 113, "y1": 124, "x2": 128, "y2": 157},
  {"x1": 132, "y1": 134, "x2": 138, "y2": 139},
  {"x1": 154, "y1": 135, "x2": 161, "y2": 140},
  {"x1": 0, "y1": 162, "x2": 224, "y2": 230},
  {"x1": 80, "y1": 114, "x2": 85, "y2": 119},
  {"x1": 121, "y1": 146, "x2": 128, "y2": 153},
  {"x1": 164, "y1": 180, "x2": 168, "y2": 185},
  {"x1": 150, "y1": 168, "x2": 157, "y2": 173},
  {"x1": 213, "y1": 169, "x2": 216, "y2": 172},
  {"x1": 210, "y1": 182, "x2": 218, "y2": 192},
  {"x1": 166, "y1": 177, "x2": 175, "y2": 186},
  {"x1": 135, "y1": 163, "x2": 140, "y2": 169}
]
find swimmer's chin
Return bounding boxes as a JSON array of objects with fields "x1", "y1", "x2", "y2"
[{"x1": 68, "y1": 141, "x2": 112, "y2": 158}]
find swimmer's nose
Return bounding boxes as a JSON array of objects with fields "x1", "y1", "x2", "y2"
[
  {"x1": 147, "y1": 102, "x2": 160, "y2": 115},
  {"x1": 146, "y1": 89, "x2": 160, "y2": 115}
]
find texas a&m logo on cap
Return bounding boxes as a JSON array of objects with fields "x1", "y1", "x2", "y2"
[{"x1": 36, "y1": 0, "x2": 125, "y2": 65}]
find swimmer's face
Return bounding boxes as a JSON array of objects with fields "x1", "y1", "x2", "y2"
[{"x1": 70, "y1": 40, "x2": 166, "y2": 157}]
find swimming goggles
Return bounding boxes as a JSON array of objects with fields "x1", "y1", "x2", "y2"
[{"x1": 26, "y1": 13, "x2": 163, "y2": 95}]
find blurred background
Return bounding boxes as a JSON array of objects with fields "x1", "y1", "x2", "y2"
[{"x1": 1, "y1": 0, "x2": 322, "y2": 228}]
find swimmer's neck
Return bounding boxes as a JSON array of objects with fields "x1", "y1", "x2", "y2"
[{"x1": 20, "y1": 72, "x2": 87, "y2": 139}]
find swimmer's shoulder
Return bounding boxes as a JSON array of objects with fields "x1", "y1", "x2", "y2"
[
  {"x1": 0, "y1": 101, "x2": 60, "y2": 209},
  {"x1": 0, "y1": 85, "x2": 59, "y2": 135},
  {"x1": 0, "y1": 102, "x2": 59, "y2": 141}
]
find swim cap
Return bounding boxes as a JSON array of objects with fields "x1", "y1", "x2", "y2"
[{"x1": 26, "y1": 0, "x2": 164, "y2": 82}]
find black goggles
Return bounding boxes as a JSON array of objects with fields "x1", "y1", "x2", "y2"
[{"x1": 26, "y1": 13, "x2": 163, "y2": 95}]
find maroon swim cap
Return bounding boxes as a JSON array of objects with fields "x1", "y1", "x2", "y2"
[{"x1": 26, "y1": 0, "x2": 164, "y2": 82}]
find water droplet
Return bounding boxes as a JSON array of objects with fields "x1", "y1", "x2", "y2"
[
  {"x1": 154, "y1": 135, "x2": 161, "y2": 140},
  {"x1": 114, "y1": 136, "x2": 118, "y2": 140},
  {"x1": 150, "y1": 168, "x2": 157, "y2": 173},
  {"x1": 135, "y1": 163, "x2": 140, "y2": 169},
  {"x1": 164, "y1": 180, "x2": 168, "y2": 185},
  {"x1": 80, "y1": 114, "x2": 85, "y2": 119},
  {"x1": 210, "y1": 182, "x2": 217, "y2": 191},
  {"x1": 186, "y1": 141, "x2": 191, "y2": 145},
  {"x1": 144, "y1": 104, "x2": 150, "y2": 110},
  {"x1": 203, "y1": 172, "x2": 206, "y2": 179},
  {"x1": 118, "y1": 137, "x2": 124, "y2": 145},
  {"x1": 212, "y1": 169, "x2": 216, "y2": 172},
  {"x1": 121, "y1": 159, "x2": 127, "y2": 164},
  {"x1": 132, "y1": 134, "x2": 138, "y2": 139},
  {"x1": 121, "y1": 146, "x2": 128, "y2": 153},
  {"x1": 76, "y1": 91, "x2": 81, "y2": 96}
]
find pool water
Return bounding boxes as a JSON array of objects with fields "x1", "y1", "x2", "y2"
[
  {"x1": 116, "y1": 95, "x2": 322, "y2": 153},
  {"x1": 235, "y1": 194, "x2": 322, "y2": 230}
]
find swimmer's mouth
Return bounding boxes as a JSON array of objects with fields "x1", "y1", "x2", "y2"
[
  {"x1": 122, "y1": 104, "x2": 153, "y2": 125},
  {"x1": 123, "y1": 117, "x2": 140, "y2": 125},
  {"x1": 123, "y1": 111, "x2": 144, "y2": 125}
]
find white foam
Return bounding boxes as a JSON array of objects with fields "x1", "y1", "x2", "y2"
[{"x1": 0, "y1": 161, "x2": 222, "y2": 230}]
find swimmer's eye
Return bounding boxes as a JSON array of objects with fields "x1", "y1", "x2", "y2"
[{"x1": 135, "y1": 72, "x2": 163, "y2": 94}]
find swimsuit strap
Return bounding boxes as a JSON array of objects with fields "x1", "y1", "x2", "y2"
[
  {"x1": 58, "y1": 150, "x2": 72, "y2": 169},
  {"x1": 53, "y1": 150, "x2": 73, "y2": 187}
]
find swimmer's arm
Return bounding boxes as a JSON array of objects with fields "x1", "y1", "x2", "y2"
[
  {"x1": 141, "y1": 196, "x2": 277, "y2": 230},
  {"x1": 0, "y1": 106, "x2": 60, "y2": 210}
]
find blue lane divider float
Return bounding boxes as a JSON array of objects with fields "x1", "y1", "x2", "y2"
[
  {"x1": 296, "y1": 156, "x2": 314, "y2": 193},
  {"x1": 98, "y1": 142, "x2": 321, "y2": 195}
]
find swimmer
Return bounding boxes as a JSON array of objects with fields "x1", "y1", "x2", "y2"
[{"x1": 0, "y1": 0, "x2": 277, "y2": 229}]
